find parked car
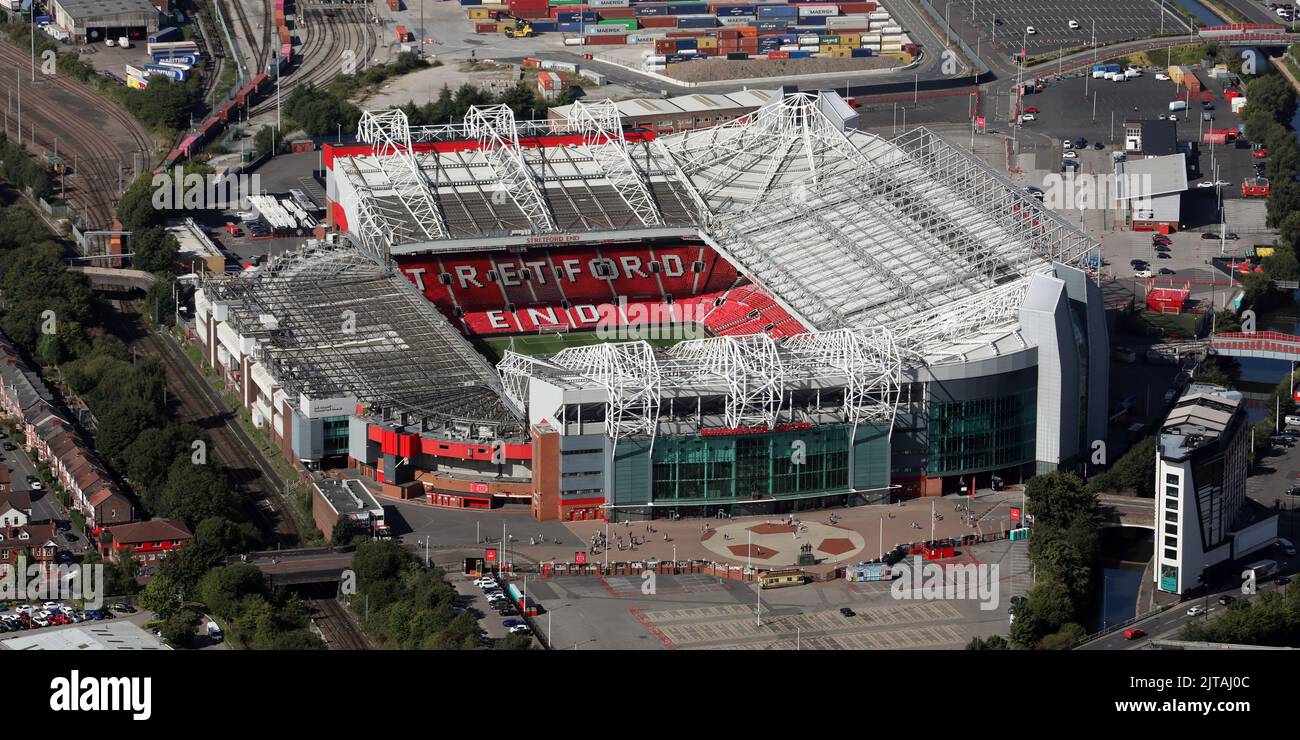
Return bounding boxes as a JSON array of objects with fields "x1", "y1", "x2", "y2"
[
  {"x1": 840, "y1": 607, "x2": 856, "y2": 617},
  {"x1": 1158, "y1": 268, "x2": 1176, "y2": 275},
  {"x1": 508, "y1": 624, "x2": 532, "y2": 635},
  {"x1": 1278, "y1": 537, "x2": 1296, "y2": 556},
  {"x1": 1062, "y1": 150, "x2": 1079, "y2": 159},
  {"x1": 1278, "y1": 575, "x2": 1292, "y2": 585},
  {"x1": 1201, "y1": 232, "x2": 1220, "y2": 240},
  {"x1": 1218, "y1": 595, "x2": 1235, "y2": 605},
  {"x1": 111, "y1": 603, "x2": 136, "y2": 614},
  {"x1": 1093, "y1": 141, "x2": 1105, "y2": 150}
]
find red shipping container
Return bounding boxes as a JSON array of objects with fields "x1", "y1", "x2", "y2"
[
  {"x1": 585, "y1": 34, "x2": 627, "y2": 44},
  {"x1": 640, "y1": 15, "x2": 678, "y2": 28},
  {"x1": 768, "y1": 50, "x2": 789, "y2": 59},
  {"x1": 475, "y1": 22, "x2": 497, "y2": 33},
  {"x1": 838, "y1": 2, "x2": 874, "y2": 12},
  {"x1": 718, "y1": 28, "x2": 739, "y2": 38},
  {"x1": 599, "y1": 7, "x2": 636, "y2": 19},
  {"x1": 655, "y1": 39, "x2": 677, "y2": 53}
]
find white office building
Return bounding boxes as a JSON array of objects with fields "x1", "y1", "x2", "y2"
[{"x1": 1155, "y1": 384, "x2": 1276, "y2": 595}]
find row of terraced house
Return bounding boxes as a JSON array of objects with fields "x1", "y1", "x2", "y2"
[{"x1": 0, "y1": 333, "x2": 135, "y2": 535}]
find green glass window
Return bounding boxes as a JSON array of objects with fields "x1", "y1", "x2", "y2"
[{"x1": 926, "y1": 387, "x2": 1036, "y2": 475}]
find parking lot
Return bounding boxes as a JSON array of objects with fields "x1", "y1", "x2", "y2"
[
  {"x1": 933, "y1": 0, "x2": 1193, "y2": 58},
  {"x1": 528, "y1": 539, "x2": 1029, "y2": 650}
]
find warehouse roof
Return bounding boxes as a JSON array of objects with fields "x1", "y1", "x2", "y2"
[
  {"x1": 1115, "y1": 153, "x2": 1188, "y2": 200},
  {"x1": 52, "y1": 0, "x2": 158, "y2": 19}
]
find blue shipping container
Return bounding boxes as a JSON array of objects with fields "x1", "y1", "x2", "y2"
[
  {"x1": 557, "y1": 21, "x2": 582, "y2": 32},
  {"x1": 673, "y1": 2, "x2": 708, "y2": 12},
  {"x1": 719, "y1": 5, "x2": 755, "y2": 15},
  {"x1": 458, "y1": 0, "x2": 483, "y2": 5},
  {"x1": 144, "y1": 64, "x2": 187, "y2": 82},
  {"x1": 758, "y1": 4, "x2": 798, "y2": 17},
  {"x1": 531, "y1": 20, "x2": 557, "y2": 31},
  {"x1": 677, "y1": 16, "x2": 716, "y2": 28},
  {"x1": 154, "y1": 54, "x2": 200, "y2": 66},
  {"x1": 677, "y1": 38, "x2": 698, "y2": 49},
  {"x1": 851, "y1": 47, "x2": 872, "y2": 57},
  {"x1": 557, "y1": 11, "x2": 597, "y2": 21},
  {"x1": 797, "y1": 16, "x2": 826, "y2": 26},
  {"x1": 754, "y1": 20, "x2": 787, "y2": 31},
  {"x1": 635, "y1": 5, "x2": 669, "y2": 16},
  {"x1": 665, "y1": 53, "x2": 698, "y2": 63}
]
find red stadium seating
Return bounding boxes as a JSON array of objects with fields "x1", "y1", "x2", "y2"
[{"x1": 396, "y1": 242, "x2": 803, "y2": 341}]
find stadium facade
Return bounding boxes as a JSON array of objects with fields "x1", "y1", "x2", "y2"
[{"x1": 193, "y1": 92, "x2": 1109, "y2": 522}]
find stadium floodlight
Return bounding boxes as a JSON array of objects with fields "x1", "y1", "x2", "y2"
[
  {"x1": 463, "y1": 104, "x2": 558, "y2": 233},
  {"x1": 567, "y1": 99, "x2": 664, "y2": 228},
  {"x1": 357, "y1": 109, "x2": 449, "y2": 245}
]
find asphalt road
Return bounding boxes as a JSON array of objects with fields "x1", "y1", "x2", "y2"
[{"x1": 1, "y1": 427, "x2": 82, "y2": 555}]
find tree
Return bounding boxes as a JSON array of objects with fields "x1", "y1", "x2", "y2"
[
  {"x1": 131, "y1": 226, "x2": 179, "y2": 274},
  {"x1": 1086, "y1": 435, "x2": 1156, "y2": 497},
  {"x1": 1039, "y1": 622, "x2": 1087, "y2": 650},
  {"x1": 965, "y1": 634, "x2": 1010, "y2": 650},
  {"x1": 1279, "y1": 212, "x2": 1300, "y2": 251},
  {"x1": 197, "y1": 564, "x2": 268, "y2": 619},
  {"x1": 138, "y1": 571, "x2": 184, "y2": 619},
  {"x1": 253, "y1": 125, "x2": 279, "y2": 158},
  {"x1": 195, "y1": 516, "x2": 260, "y2": 555},
  {"x1": 1241, "y1": 272, "x2": 1274, "y2": 305},
  {"x1": 496, "y1": 634, "x2": 535, "y2": 650},
  {"x1": 159, "y1": 608, "x2": 199, "y2": 648}
]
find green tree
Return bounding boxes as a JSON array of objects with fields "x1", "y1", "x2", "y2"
[
  {"x1": 1039, "y1": 622, "x2": 1087, "y2": 650},
  {"x1": 1086, "y1": 435, "x2": 1156, "y2": 497},
  {"x1": 131, "y1": 226, "x2": 179, "y2": 274},
  {"x1": 965, "y1": 634, "x2": 1011, "y2": 650}
]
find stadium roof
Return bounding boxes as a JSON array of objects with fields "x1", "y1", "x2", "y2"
[
  {"x1": 333, "y1": 93, "x2": 1099, "y2": 358},
  {"x1": 201, "y1": 243, "x2": 524, "y2": 434}
]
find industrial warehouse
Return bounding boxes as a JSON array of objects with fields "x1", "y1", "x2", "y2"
[{"x1": 193, "y1": 91, "x2": 1109, "y2": 523}]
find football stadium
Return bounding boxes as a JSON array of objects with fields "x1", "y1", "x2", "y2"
[{"x1": 193, "y1": 91, "x2": 1110, "y2": 522}]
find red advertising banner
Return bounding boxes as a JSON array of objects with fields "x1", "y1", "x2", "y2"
[
  {"x1": 471, "y1": 482, "x2": 490, "y2": 494},
  {"x1": 976, "y1": 116, "x2": 986, "y2": 127},
  {"x1": 485, "y1": 548, "x2": 498, "y2": 562},
  {"x1": 1010, "y1": 507, "x2": 1021, "y2": 523},
  {"x1": 575, "y1": 552, "x2": 587, "y2": 565}
]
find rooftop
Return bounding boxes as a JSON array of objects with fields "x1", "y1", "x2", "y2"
[
  {"x1": 201, "y1": 242, "x2": 525, "y2": 434},
  {"x1": 1115, "y1": 153, "x2": 1189, "y2": 200},
  {"x1": 51, "y1": 0, "x2": 159, "y2": 18},
  {"x1": 1159, "y1": 384, "x2": 1244, "y2": 460},
  {"x1": 314, "y1": 477, "x2": 384, "y2": 517},
  {"x1": 0, "y1": 621, "x2": 170, "y2": 651}
]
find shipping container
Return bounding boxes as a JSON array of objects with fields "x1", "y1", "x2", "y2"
[
  {"x1": 476, "y1": 21, "x2": 499, "y2": 32},
  {"x1": 147, "y1": 40, "x2": 198, "y2": 55},
  {"x1": 714, "y1": 4, "x2": 756, "y2": 15},
  {"x1": 556, "y1": 10, "x2": 597, "y2": 21},
  {"x1": 758, "y1": 4, "x2": 797, "y2": 17},
  {"x1": 589, "y1": 0, "x2": 630, "y2": 6},
  {"x1": 143, "y1": 63, "x2": 188, "y2": 82},
  {"x1": 798, "y1": 4, "x2": 838, "y2": 16},
  {"x1": 584, "y1": 33, "x2": 627, "y2": 44},
  {"x1": 640, "y1": 15, "x2": 678, "y2": 27},
  {"x1": 598, "y1": 7, "x2": 636, "y2": 18},
  {"x1": 532, "y1": 19, "x2": 558, "y2": 31},
  {"x1": 635, "y1": 3, "x2": 670, "y2": 15},
  {"x1": 148, "y1": 27, "x2": 181, "y2": 44},
  {"x1": 677, "y1": 15, "x2": 717, "y2": 28}
]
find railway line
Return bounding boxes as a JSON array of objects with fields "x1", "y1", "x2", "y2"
[
  {"x1": 224, "y1": 0, "x2": 273, "y2": 83},
  {"x1": 0, "y1": 41, "x2": 153, "y2": 228},
  {"x1": 104, "y1": 298, "x2": 301, "y2": 547},
  {"x1": 251, "y1": 3, "x2": 376, "y2": 116},
  {"x1": 308, "y1": 597, "x2": 373, "y2": 650}
]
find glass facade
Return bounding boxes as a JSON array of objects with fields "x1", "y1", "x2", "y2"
[
  {"x1": 323, "y1": 416, "x2": 350, "y2": 456},
  {"x1": 927, "y1": 387, "x2": 1037, "y2": 475},
  {"x1": 644, "y1": 426, "x2": 880, "y2": 504}
]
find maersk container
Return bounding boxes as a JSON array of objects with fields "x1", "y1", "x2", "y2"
[
  {"x1": 797, "y1": 5, "x2": 837, "y2": 16},
  {"x1": 588, "y1": 0, "x2": 629, "y2": 6},
  {"x1": 718, "y1": 15, "x2": 755, "y2": 25}
]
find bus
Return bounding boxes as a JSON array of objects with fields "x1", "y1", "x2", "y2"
[
  {"x1": 759, "y1": 569, "x2": 806, "y2": 589},
  {"x1": 1243, "y1": 559, "x2": 1277, "y2": 582}
]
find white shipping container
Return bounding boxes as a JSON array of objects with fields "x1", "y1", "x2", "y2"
[
  {"x1": 861, "y1": 34, "x2": 880, "y2": 42},
  {"x1": 643, "y1": 54, "x2": 667, "y2": 63},
  {"x1": 779, "y1": 44, "x2": 799, "y2": 51},
  {"x1": 583, "y1": 24, "x2": 631, "y2": 34},
  {"x1": 880, "y1": 25, "x2": 902, "y2": 34},
  {"x1": 588, "y1": 0, "x2": 629, "y2": 6},
  {"x1": 798, "y1": 34, "x2": 819, "y2": 43},
  {"x1": 718, "y1": 16, "x2": 755, "y2": 25},
  {"x1": 798, "y1": 5, "x2": 838, "y2": 16},
  {"x1": 644, "y1": 64, "x2": 665, "y2": 71},
  {"x1": 563, "y1": 37, "x2": 585, "y2": 46},
  {"x1": 579, "y1": 69, "x2": 606, "y2": 84},
  {"x1": 868, "y1": 11, "x2": 890, "y2": 20}
]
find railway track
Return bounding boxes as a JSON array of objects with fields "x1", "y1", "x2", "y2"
[
  {"x1": 308, "y1": 597, "x2": 372, "y2": 650},
  {"x1": 0, "y1": 41, "x2": 153, "y2": 228},
  {"x1": 224, "y1": 0, "x2": 273, "y2": 80},
  {"x1": 250, "y1": 3, "x2": 376, "y2": 116},
  {"x1": 105, "y1": 299, "x2": 301, "y2": 546}
]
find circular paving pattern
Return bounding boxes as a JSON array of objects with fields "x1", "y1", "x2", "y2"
[{"x1": 701, "y1": 519, "x2": 866, "y2": 566}]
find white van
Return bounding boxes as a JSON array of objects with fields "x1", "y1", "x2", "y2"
[
  {"x1": 1169, "y1": 100, "x2": 1188, "y2": 112},
  {"x1": 1124, "y1": 67, "x2": 1141, "y2": 78},
  {"x1": 1284, "y1": 414, "x2": 1300, "y2": 427},
  {"x1": 105, "y1": 38, "x2": 114, "y2": 47}
]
